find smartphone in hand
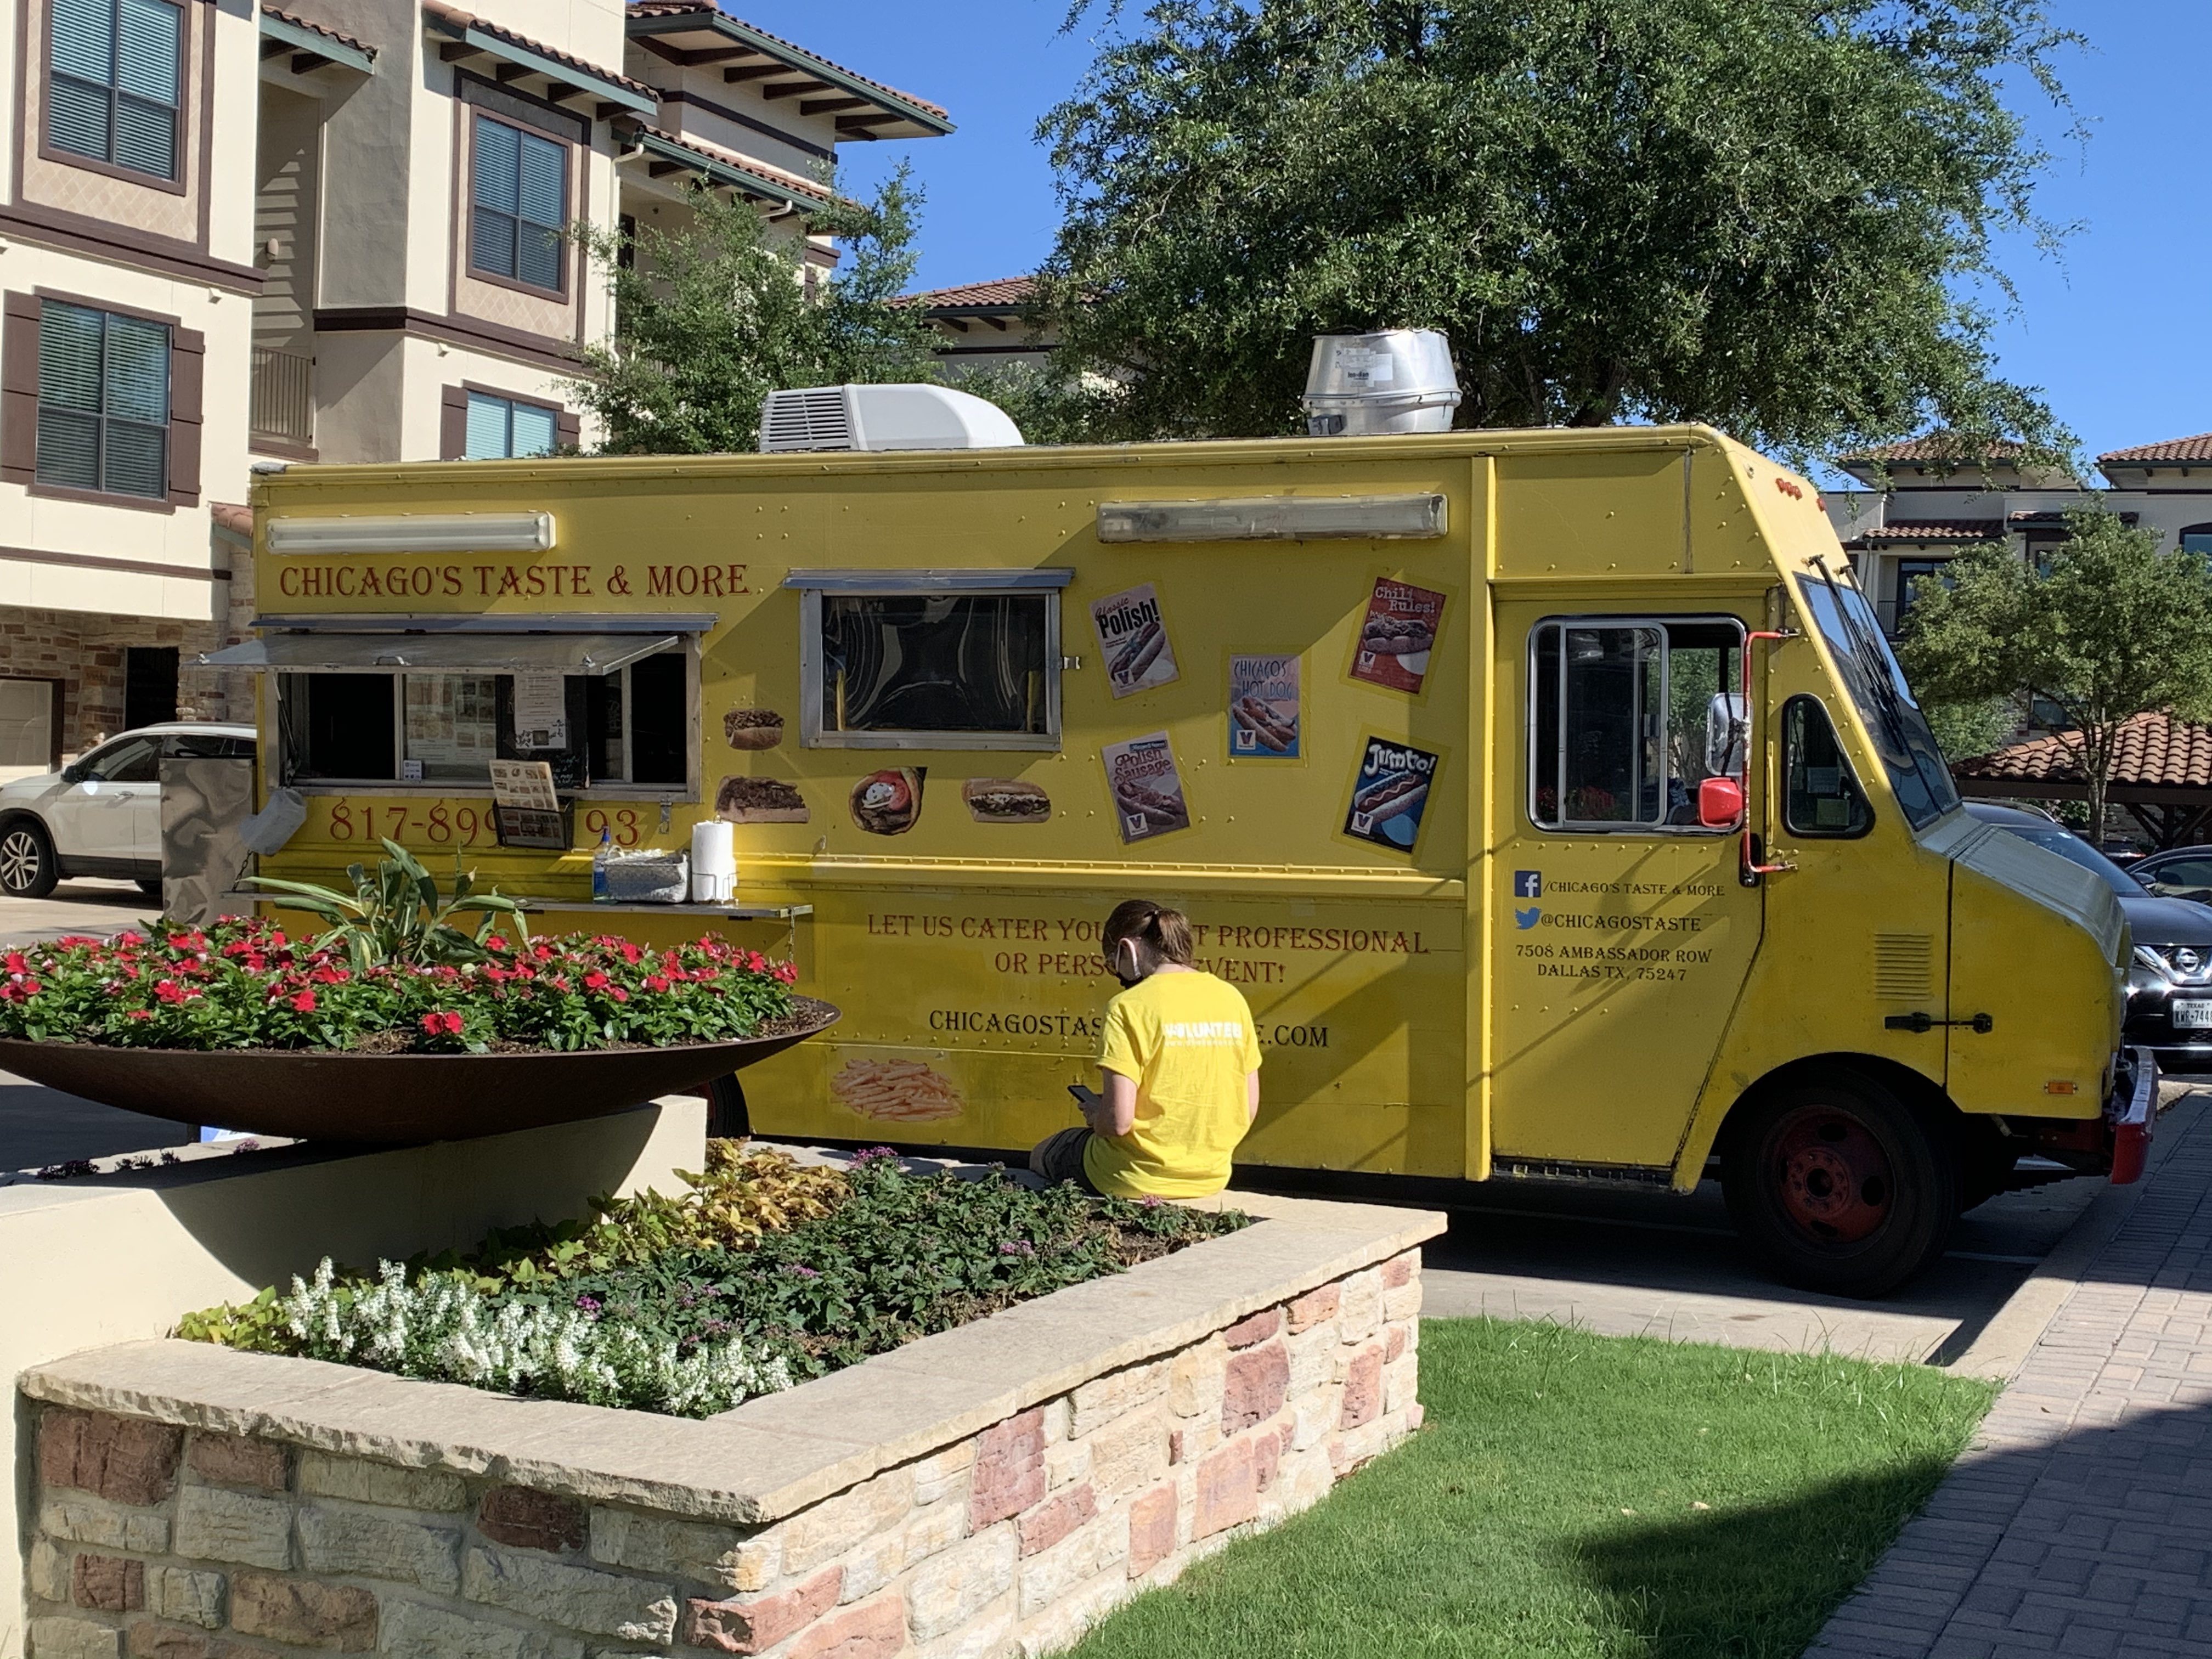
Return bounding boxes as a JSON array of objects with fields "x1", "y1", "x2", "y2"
[{"x1": 1067, "y1": 1083, "x2": 1101, "y2": 1112}]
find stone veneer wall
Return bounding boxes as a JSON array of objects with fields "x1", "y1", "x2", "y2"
[{"x1": 20, "y1": 1251, "x2": 1424, "y2": 1659}]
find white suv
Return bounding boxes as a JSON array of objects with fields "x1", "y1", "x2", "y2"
[{"x1": 0, "y1": 723, "x2": 256, "y2": 899}]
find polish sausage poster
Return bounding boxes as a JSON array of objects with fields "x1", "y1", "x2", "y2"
[
  {"x1": 1344, "y1": 736, "x2": 1439, "y2": 854},
  {"x1": 1092, "y1": 583, "x2": 1180, "y2": 698},
  {"x1": 1350, "y1": 578, "x2": 1446, "y2": 695},
  {"x1": 1102, "y1": 731, "x2": 1191, "y2": 842},
  {"x1": 1229, "y1": 654, "x2": 1301, "y2": 758}
]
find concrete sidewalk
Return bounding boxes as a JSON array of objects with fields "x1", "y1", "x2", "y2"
[{"x1": 1806, "y1": 1096, "x2": 2212, "y2": 1657}]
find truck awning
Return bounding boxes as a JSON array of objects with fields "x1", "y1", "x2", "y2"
[{"x1": 200, "y1": 632, "x2": 679, "y2": 675}]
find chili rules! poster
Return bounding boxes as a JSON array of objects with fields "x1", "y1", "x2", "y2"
[
  {"x1": 1102, "y1": 731, "x2": 1191, "y2": 842},
  {"x1": 1344, "y1": 737, "x2": 1440, "y2": 853},
  {"x1": 1229, "y1": 654, "x2": 1301, "y2": 758},
  {"x1": 1351, "y1": 578, "x2": 1447, "y2": 695},
  {"x1": 1092, "y1": 583, "x2": 1181, "y2": 698}
]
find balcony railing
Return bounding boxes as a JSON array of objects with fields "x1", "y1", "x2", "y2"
[{"x1": 249, "y1": 346, "x2": 313, "y2": 450}]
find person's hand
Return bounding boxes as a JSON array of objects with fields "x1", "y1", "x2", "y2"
[{"x1": 1070, "y1": 1084, "x2": 1103, "y2": 1127}]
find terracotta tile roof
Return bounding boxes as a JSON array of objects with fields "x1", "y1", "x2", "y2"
[
  {"x1": 424, "y1": 4, "x2": 655, "y2": 101},
  {"x1": 2097, "y1": 433, "x2": 2212, "y2": 466},
  {"x1": 899, "y1": 276, "x2": 1037, "y2": 311},
  {"x1": 1846, "y1": 520, "x2": 2005, "y2": 545},
  {"x1": 1954, "y1": 711, "x2": 2212, "y2": 788},
  {"x1": 625, "y1": 3, "x2": 947, "y2": 120},
  {"x1": 259, "y1": 4, "x2": 376, "y2": 59},
  {"x1": 1843, "y1": 435, "x2": 2029, "y2": 464},
  {"x1": 629, "y1": 125, "x2": 837, "y2": 204}
]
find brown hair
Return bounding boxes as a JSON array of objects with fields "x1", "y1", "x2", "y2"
[{"x1": 1103, "y1": 899, "x2": 1194, "y2": 967}]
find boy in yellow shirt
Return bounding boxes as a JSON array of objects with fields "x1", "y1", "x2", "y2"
[{"x1": 1029, "y1": 899, "x2": 1261, "y2": 1199}]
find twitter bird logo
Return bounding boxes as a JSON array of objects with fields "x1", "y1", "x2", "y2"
[{"x1": 1515, "y1": 907, "x2": 1541, "y2": 930}]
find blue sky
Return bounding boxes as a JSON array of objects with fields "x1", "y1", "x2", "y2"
[{"x1": 749, "y1": 0, "x2": 2209, "y2": 464}]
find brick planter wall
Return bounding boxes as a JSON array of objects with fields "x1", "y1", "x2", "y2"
[{"x1": 16, "y1": 1195, "x2": 1440, "y2": 1659}]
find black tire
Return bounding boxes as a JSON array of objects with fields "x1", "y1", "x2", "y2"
[
  {"x1": 0, "y1": 818, "x2": 59, "y2": 899},
  {"x1": 706, "y1": 1073, "x2": 751, "y2": 1139},
  {"x1": 1956, "y1": 1121, "x2": 2018, "y2": 1213},
  {"x1": 1720, "y1": 1068, "x2": 1957, "y2": 1297}
]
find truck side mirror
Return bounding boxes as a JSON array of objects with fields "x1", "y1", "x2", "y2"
[{"x1": 1699, "y1": 777, "x2": 1744, "y2": 828}]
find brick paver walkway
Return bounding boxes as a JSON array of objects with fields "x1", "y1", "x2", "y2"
[{"x1": 1807, "y1": 1099, "x2": 2212, "y2": 1657}]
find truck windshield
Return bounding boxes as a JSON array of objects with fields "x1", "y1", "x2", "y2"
[{"x1": 1794, "y1": 569, "x2": 1960, "y2": 830}]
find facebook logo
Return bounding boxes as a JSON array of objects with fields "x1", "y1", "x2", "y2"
[{"x1": 1513, "y1": 870, "x2": 1542, "y2": 899}]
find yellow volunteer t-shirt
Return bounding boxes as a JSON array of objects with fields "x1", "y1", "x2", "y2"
[{"x1": 1084, "y1": 970, "x2": 1262, "y2": 1199}]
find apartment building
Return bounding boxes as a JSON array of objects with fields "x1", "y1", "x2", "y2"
[
  {"x1": 906, "y1": 275, "x2": 1058, "y2": 375},
  {"x1": 0, "y1": 0, "x2": 947, "y2": 773},
  {"x1": 1826, "y1": 433, "x2": 2212, "y2": 635}
]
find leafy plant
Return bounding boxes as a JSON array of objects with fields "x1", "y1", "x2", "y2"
[
  {"x1": 0, "y1": 920, "x2": 799, "y2": 1054},
  {"x1": 181, "y1": 1149, "x2": 1251, "y2": 1418},
  {"x1": 242, "y1": 839, "x2": 526, "y2": 971}
]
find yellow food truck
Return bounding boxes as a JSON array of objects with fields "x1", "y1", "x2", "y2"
[{"x1": 229, "y1": 415, "x2": 2152, "y2": 1296}]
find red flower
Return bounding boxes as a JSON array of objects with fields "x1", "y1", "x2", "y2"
[
  {"x1": 4, "y1": 952, "x2": 25, "y2": 975},
  {"x1": 154, "y1": 980, "x2": 189, "y2": 1005},
  {"x1": 644, "y1": 975, "x2": 670, "y2": 993},
  {"x1": 619, "y1": 942, "x2": 642, "y2": 965},
  {"x1": 533, "y1": 943, "x2": 555, "y2": 961},
  {"x1": 269, "y1": 931, "x2": 287, "y2": 949},
  {"x1": 289, "y1": 990, "x2": 317, "y2": 1014},
  {"x1": 486, "y1": 935, "x2": 512, "y2": 953},
  {"x1": 126, "y1": 1009, "x2": 151, "y2": 1022},
  {"x1": 774, "y1": 962, "x2": 798, "y2": 985},
  {"x1": 744, "y1": 950, "x2": 768, "y2": 974},
  {"x1": 609, "y1": 986, "x2": 629, "y2": 1003},
  {"x1": 583, "y1": 970, "x2": 610, "y2": 992},
  {"x1": 420, "y1": 1011, "x2": 464, "y2": 1037}
]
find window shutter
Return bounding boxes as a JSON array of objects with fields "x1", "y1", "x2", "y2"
[
  {"x1": 555, "y1": 409, "x2": 580, "y2": 453},
  {"x1": 166, "y1": 324, "x2": 202, "y2": 505},
  {"x1": 439, "y1": 386, "x2": 468, "y2": 460},
  {"x1": 0, "y1": 294, "x2": 39, "y2": 483}
]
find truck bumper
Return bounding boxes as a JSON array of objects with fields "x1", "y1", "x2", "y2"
[{"x1": 2109, "y1": 1046, "x2": 2158, "y2": 1186}]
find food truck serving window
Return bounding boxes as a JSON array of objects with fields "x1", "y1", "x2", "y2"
[
  {"x1": 272, "y1": 651, "x2": 692, "y2": 796},
  {"x1": 1793, "y1": 569, "x2": 1960, "y2": 831},
  {"x1": 786, "y1": 569, "x2": 1071, "y2": 752},
  {"x1": 1527, "y1": 617, "x2": 1746, "y2": 832}
]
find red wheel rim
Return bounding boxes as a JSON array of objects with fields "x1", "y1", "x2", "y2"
[{"x1": 1770, "y1": 1105, "x2": 1893, "y2": 1245}]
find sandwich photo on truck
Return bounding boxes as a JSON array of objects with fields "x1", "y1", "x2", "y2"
[{"x1": 232, "y1": 396, "x2": 2152, "y2": 1299}]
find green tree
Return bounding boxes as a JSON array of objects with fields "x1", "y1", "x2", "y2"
[
  {"x1": 567, "y1": 170, "x2": 940, "y2": 455},
  {"x1": 1037, "y1": 0, "x2": 2078, "y2": 463},
  {"x1": 1921, "y1": 695, "x2": 2019, "y2": 764},
  {"x1": 1898, "y1": 510, "x2": 2212, "y2": 837}
]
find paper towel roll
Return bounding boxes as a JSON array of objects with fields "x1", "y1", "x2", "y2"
[{"x1": 691, "y1": 819, "x2": 736, "y2": 875}]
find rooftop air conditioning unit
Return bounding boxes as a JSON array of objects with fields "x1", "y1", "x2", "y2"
[
  {"x1": 1301, "y1": 330, "x2": 1462, "y2": 437},
  {"x1": 758, "y1": 383, "x2": 1026, "y2": 453}
]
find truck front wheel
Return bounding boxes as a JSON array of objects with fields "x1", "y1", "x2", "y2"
[{"x1": 1721, "y1": 1070, "x2": 1957, "y2": 1297}]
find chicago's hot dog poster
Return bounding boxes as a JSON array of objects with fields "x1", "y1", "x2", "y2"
[
  {"x1": 1344, "y1": 736, "x2": 1439, "y2": 853},
  {"x1": 1228, "y1": 654, "x2": 1301, "y2": 758},
  {"x1": 1102, "y1": 731, "x2": 1192, "y2": 842},
  {"x1": 1351, "y1": 577, "x2": 1446, "y2": 695},
  {"x1": 1092, "y1": 583, "x2": 1181, "y2": 698}
]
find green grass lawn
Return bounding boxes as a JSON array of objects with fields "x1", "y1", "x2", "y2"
[{"x1": 1068, "y1": 1317, "x2": 1995, "y2": 1659}]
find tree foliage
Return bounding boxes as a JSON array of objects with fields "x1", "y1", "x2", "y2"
[
  {"x1": 1037, "y1": 0, "x2": 2079, "y2": 462},
  {"x1": 1898, "y1": 510, "x2": 2212, "y2": 834},
  {"x1": 567, "y1": 171, "x2": 941, "y2": 455}
]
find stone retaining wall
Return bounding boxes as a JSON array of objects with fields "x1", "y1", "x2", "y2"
[{"x1": 18, "y1": 1194, "x2": 1441, "y2": 1659}]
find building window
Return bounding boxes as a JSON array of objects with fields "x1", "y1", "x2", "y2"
[
  {"x1": 36, "y1": 299, "x2": 168, "y2": 498},
  {"x1": 470, "y1": 114, "x2": 566, "y2": 292},
  {"x1": 1526, "y1": 617, "x2": 1745, "y2": 831},
  {"x1": 276, "y1": 657, "x2": 690, "y2": 793},
  {"x1": 2179, "y1": 524, "x2": 2212, "y2": 563},
  {"x1": 465, "y1": 392, "x2": 558, "y2": 460},
  {"x1": 47, "y1": 0, "x2": 183, "y2": 181},
  {"x1": 1892, "y1": 557, "x2": 1951, "y2": 630}
]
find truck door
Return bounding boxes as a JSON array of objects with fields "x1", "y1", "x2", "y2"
[{"x1": 1487, "y1": 607, "x2": 1765, "y2": 1171}]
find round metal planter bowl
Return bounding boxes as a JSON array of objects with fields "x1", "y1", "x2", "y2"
[{"x1": 0, "y1": 997, "x2": 839, "y2": 1146}]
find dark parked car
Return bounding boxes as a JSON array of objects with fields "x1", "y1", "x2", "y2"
[
  {"x1": 2131, "y1": 846, "x2": 2212, "y2": 905},
  {"x1": 1966, "y1": 802, "x2": 2212, "y2": 1071}
]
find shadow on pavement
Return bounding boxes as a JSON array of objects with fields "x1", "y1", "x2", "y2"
[{"x1": 0, "y1": 1080, "x2": 193, "y2": 1171}]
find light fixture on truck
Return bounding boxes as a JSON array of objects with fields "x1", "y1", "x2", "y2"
[
  {"x1": 265, "y1": 512, "x2": 555, "y2": 556},
  {"x1": 1095, "y1": 493, "x2": 1447, "y2": 543}
]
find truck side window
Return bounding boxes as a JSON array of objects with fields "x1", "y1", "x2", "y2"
[
  {"x1": 801, "y1": 588, "x2": 1061, "y2": 751},
  {"x1": 1782, "y1": 696, "x2": 1874, "y2": 837},
  {"x1": 1529, "y1": 617, "x2": 1743, "y2": 832}
]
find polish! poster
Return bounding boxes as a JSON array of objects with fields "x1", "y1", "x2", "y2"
[
  {"x1": 1102, "y1": 731, "x2": 1191, "y2": 842},
  {"x1": 1228, "y1": 654, "x2": 1301, "y2": 758},
  {"x1": 1350, "y1": 578, "x2": 1446, "y2": 695},
  {"x1": 1092, "y1": 583, "x2": 1180, "y2": 698},
  {"x1": 1344, "y1": 737, "x2": 1440, "y2": 853}
]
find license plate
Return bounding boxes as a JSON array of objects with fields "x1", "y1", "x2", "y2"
[{"x1": 2174, "y1": 1001, "x2": 2212, "y2": 1029}]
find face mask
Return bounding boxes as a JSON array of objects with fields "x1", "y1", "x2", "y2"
[{"x1": 1113, "y1": 938, "x2": 1146, "y2": 988}]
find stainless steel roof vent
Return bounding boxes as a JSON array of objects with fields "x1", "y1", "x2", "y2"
[{"x1": 1301, "y1": 330, "x2": 1462, "y2": 437}]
